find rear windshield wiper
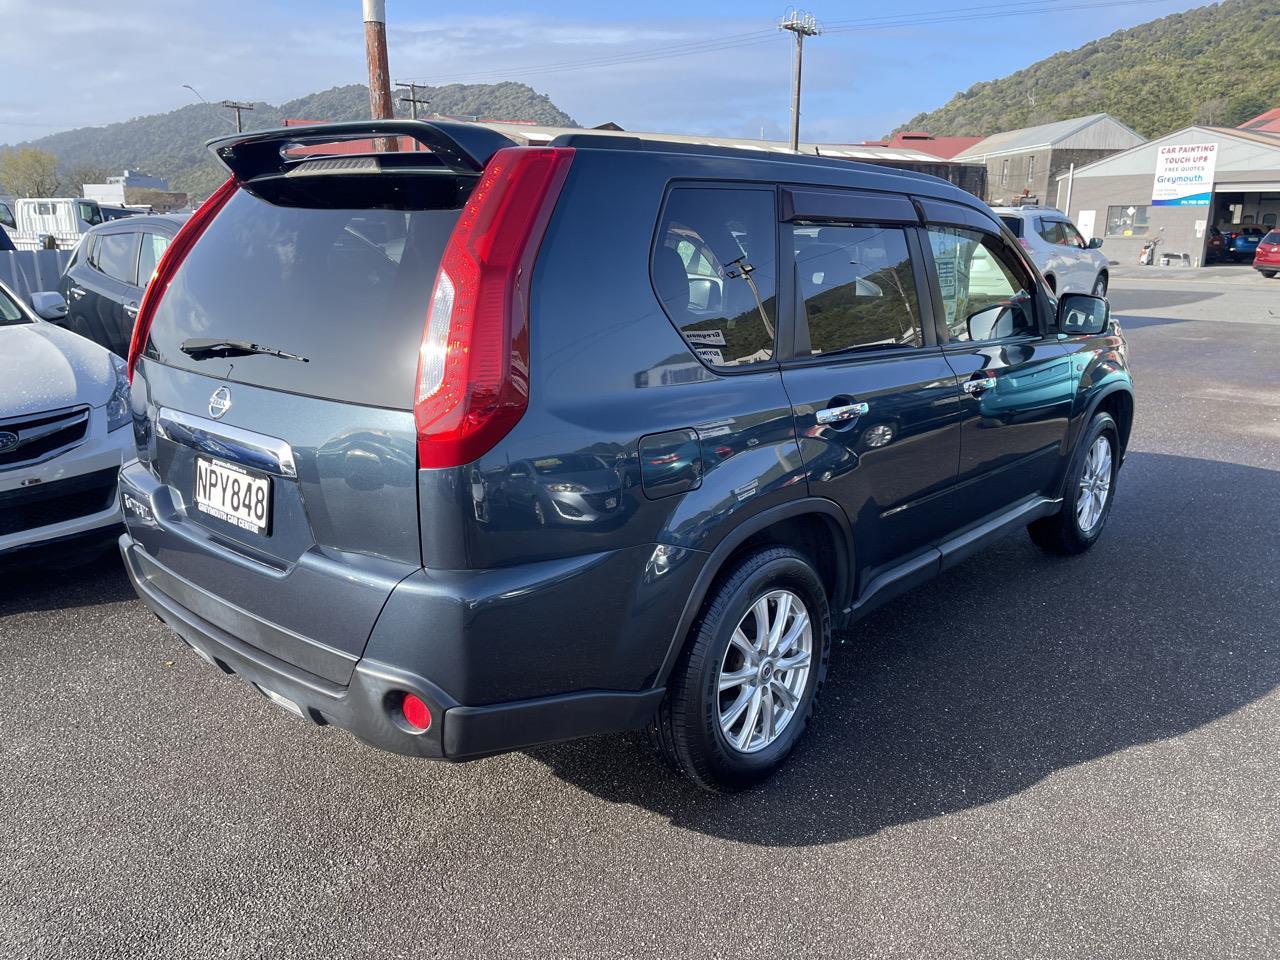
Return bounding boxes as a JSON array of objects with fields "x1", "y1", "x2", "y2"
[{"x1": 179, "y1": 338, "x2": 310, "y2": 363}]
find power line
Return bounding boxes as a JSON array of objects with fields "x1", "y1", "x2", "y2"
[
  {"x1": 781, "y1": 10, "x2": 822, "y2": 152},
  {"x1": 397, "y1": 0, "x2": 1176, "y2": 87}
]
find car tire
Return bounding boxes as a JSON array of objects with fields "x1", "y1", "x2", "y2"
[
  {"x1": 649, "y1": 546, "x2": 831, "y2": 792},
  {"x1": 1028, "y1": 411, "x2": 1119, "y2": 556},
  {"x1": 1092, "y1": 273, "x2": 1108, "y2": 297},
  {"x1": 1262, "y1": 270, "x2": 1277, "y2": 279}
]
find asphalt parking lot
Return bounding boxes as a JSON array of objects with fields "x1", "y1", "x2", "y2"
[{"x1": 2, "y1": 269, "x2": 1276, "y2": 959}]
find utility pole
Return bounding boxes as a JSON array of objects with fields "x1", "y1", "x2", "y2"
[
  {"x1": 220, "y1": 100, "x2": 255, "y2": 133},
  {"x1": 395, "y1": 82, "x2": 431, "y2": 150},
  {"x1": 363, "y1": 0, "x2": 398, "y2": 150},
  {"x1": 395, "y1": 81, "x2": 431, "y2": 120},
  {"x1": 780, "y1": 10, "x2": 821, "y2": 153}
]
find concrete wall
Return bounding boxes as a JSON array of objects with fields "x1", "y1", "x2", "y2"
[{"x1": 1063, "y1": 172, "x2": 1207, "y2": 265}]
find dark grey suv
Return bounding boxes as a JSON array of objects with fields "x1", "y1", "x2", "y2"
[{"x1": 118, "y1": 121, "x2": 1133, "y2": 791}]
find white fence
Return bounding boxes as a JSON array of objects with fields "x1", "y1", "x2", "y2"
[{"x1": 0, "y1": 249, "x2": 72, "y2": 306}]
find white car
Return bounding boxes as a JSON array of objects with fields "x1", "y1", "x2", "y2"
[
  {"x1": 0, "y1": 280, "x2": 133, "y2": 558},
  {"x1": 992, "y1": 206, "x2": 1110, "y2": 298}
]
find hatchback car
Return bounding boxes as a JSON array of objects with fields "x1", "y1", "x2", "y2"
[
  {"x1": 118, "y1": 121, "x2": 1133, "y2": 791},
  {"x1": 1223, "y1": 225, "x2": 1265, "y2": 262},
  {"x1": 993, "y1": 206, "x2": 1109, "y2": 297},
  {"x1": 1254, "y1": 230, "x2": 1280, "y2": 277},
  {"x1": 59, "y1": 213, "x2": 187, "y2": 357},
  {"x1": 0, "y1": 280, "x2": 133, "y2": 559}
]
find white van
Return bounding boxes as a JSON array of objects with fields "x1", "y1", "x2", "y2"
[{"x1": 12, "y1": 198, "x2": 105, "y2": 250}]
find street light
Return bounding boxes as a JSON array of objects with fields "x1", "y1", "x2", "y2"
[{"x1": 181, "y1": 84, "x2": 238, "y2": 129}]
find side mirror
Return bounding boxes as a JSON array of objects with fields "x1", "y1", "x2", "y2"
[
  {"x1": 1088, "y1": 237, "x2": 1103, "y2": 249},
  {"x1": 1058, "y1": 293, "x2": 1109, "y2": 336},
  {"x1": 30, "y1": 291, "x2": 68, "y2": 321}
]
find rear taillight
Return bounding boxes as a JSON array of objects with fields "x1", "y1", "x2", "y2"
[
  {"x1": 414, "y1": 147, "x2": 574, "y2": 469},
  {"x1": 126, "y1": 178, "x2": 238, "y2": 382}
]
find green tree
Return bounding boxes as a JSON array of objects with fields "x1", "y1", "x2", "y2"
[{"x1": 0, "y1": 147, "x2": 61, "y2": 197}]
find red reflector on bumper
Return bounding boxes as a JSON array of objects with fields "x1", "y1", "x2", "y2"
[{"x1": 402, "y1": 694, "x2": 432, "y2": 731}]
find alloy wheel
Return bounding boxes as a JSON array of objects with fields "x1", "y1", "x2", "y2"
[
  {"x1": 716, "y1": 589, "x2": 813, "y2": 754},
  {"x1": 1076, "y1": 435, "x2": 1113, "y2": 533}
]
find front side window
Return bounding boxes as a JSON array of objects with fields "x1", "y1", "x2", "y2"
[
  {"x1": 652, "y1": 187, "x2": 777, "y2": 368},
  {"x1": 1105, "y1": 205, "x2": 1149, "y2": 237},
  {"x1": 790, "y1": 224, "x2": 921, "y2": 356},
  {"x1": 926, "y1": 226, "x2": 1036, "y2": 343},
  {"x1": 1061, "y1": 222, "x2": 1087, "y2": 248},
  {"x1": 94, "y1": 232, "x2": 137, "y2": 284},
  {"x1": 78, "y1": 202, "x2": 103, "y2": 226}
]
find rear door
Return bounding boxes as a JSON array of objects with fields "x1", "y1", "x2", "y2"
[
  {"x1": 919, "y1": 203, "x2": 1074, "y2": 526},
  {"x1": 74, "y1": 227, "x2": 138, "y2": 355},
  {"x1": 778, "y1": 188, "x2": 962, "y2": 581},
  {"x1": 131, "y1": 179, "x2": 461, "y2": 680}
]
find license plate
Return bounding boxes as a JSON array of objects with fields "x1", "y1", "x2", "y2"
[
  {"x1": 605, "y1": 497, "x2": 618, "y2": 509},
  {"x1": 194, "y1": 456, "x2": 271, "y2": 534}
]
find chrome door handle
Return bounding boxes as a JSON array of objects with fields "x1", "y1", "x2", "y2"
[
  {"x1": 816, "y1": 402, "x2": 869, "y2": 425},
  {"x1": 68, "y1": 286, "x2": 86, "y2": 299},
  {"x1": 124, "y1": 302, "x2": 139, "y2": 317},
  {"x1": 963, "y1": 377, "x2": 997, "y2": 395}
]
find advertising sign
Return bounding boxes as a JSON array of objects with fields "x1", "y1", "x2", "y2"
[{"x1": 1152, "y1": 142, "x2": 1218, "y2": 206}]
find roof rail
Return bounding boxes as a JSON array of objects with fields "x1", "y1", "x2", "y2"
[{"x1": 207, "y1": 120, "x2": 518, "y2": 183}]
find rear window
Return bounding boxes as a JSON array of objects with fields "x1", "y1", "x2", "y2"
[
  {"x1": 1263, "y1": 231, "x2": 1280, "y2": 244},
  {"x1": 144, "y1": 189, "x2": 458, "y2": 409}
]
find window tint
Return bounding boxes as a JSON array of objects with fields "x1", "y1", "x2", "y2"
[
  {"x1": 78, "y1": 202, "x2": 103, "y2": 226},
  {"x1": 145, "y1": 190, "x2": 459, "y2": 410},
  {"x1": 652, "y1": 187, "x2": 777, "y2": 367},
  {"x1": 790, "y1": 224, "x2": 921, "y2": 356},
  {"x1": 1262, "y1": 231, "x2": 1280, "y2": 244},
  {"x1": 927, "y1": 227, "x2": 1036, "y2": 343},
  {"x1": 998, "y1": 215, "x2": 1024, "y2": 238},
  {"x1": 1105, "y1": 205, "x2": 1149, "y2": 237},
  {"x1": 1036, "y1": 219, "x2": 1066, "y2": 244},
  {"x1": 137, "y1": 233, "x2": 170, "y2": 285},
  {"x1": 1061, "y1": 222, "x2": 1087, "y2": 248},
  {"x1": 94, "y1": 232, "x2": 137, "y2": 284}
]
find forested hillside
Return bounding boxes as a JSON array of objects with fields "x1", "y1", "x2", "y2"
[
  {"x1": 893, "y1": 0, "x2": 1279, "y2": 138},
  {"x1": 9, "y1": 83, "x2": 576, "y2": 200}
]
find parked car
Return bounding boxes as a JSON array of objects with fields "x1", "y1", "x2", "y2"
[
  {"x1": 1223, "y1": 225, "x2": 1265, "y2": 262},
  {"x1": 0, "y1": 279, "x2": 133, "y2": 559},
  {"x1": 58, "y1": 214, "x2": 187, "y2": 357},
  {"x1": 1253, "y1": 230, "x2": 1280, "y2": 277},
  {"x1": 0, "y1": 198, "x2": 14, "y2": 231},
  {"x1": 117, "y1": 120, "x2": 1133, "y2": 791},
  {"x1": 100, "y1": 205, "x2": 143, "y2": 221},
  {"x1": 993, "y1": 205, "x2": 1109, "y2": 296},
  {"x1": 1205, "y1": 225, "x2": 1226, "y2": 263}
]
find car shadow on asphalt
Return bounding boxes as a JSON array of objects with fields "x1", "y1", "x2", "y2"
[
  {"x1": 528, "y1": 452, "x2": 1279, "y2": 845},
  {"x1": 1107, "y1": 289, "x2": 1218, "y2": 313},
  {"x1": 0, "y1": 538, "x2": 134, "y2": 616}
]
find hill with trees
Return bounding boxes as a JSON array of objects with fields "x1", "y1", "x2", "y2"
[
  {"x1": 893, "y1": 0, "x2": 1279, "y2": 139},
  {"x1": 5, "y1": 83, "x2": 576, "y2": 201}
]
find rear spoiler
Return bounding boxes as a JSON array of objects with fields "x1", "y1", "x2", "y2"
[{"x1": 207, "y1": 120, "x2": 518, "y2": 183}]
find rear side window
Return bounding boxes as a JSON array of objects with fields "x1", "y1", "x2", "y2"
[
  {"x1": 790, "y1": 224, "x2": 922, "y2": 355},
  {"x1": 998, "y1": 215, "x2": 1023, "y2": 237},
  {"x1": 144, "y1": 189, "x2": 458, "y2": 409},
  {"x1": 94, "y1": 232, "x2": 138, "y2": 284},
  {"x1": 137, "y1": 233, "x2": 170, "y2": 285},
  {"x1": 652, "y1": 187, "x2": 777, "y2": 368}
]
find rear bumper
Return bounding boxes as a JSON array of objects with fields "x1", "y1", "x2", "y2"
[{"x1": 120, "y1": 533, "x2": 665, "y2": 760}]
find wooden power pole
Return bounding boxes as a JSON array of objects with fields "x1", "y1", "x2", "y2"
[{"x1": 363, "y1": 0, "x2": 398, "y2": 150}]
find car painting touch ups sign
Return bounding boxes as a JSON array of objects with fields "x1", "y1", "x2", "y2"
[{"x1": 1152, "y1": 142, "x2": 1218, "y2": 206}]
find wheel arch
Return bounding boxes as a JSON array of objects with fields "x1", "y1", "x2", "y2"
[{"x1": 652, "y1": 499, "x2": 853, "y2": 688}]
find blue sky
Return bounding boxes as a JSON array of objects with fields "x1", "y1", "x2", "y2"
[{"x1": 1, "y1": 0, "x2": 1210, "y2": 144}]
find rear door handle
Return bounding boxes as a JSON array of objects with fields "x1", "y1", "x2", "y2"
[
  {"x1": 68, "y1": 286, "x2": 86, "y2": 299},
  {"x1": 816, "y1": 402, "x2": 869, "y2": 425},
  {"x1": 963, "y1": 377, "x2": 997, "y2": 395}
]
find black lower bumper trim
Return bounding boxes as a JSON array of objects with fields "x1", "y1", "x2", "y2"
[{"x1": 121, "y1": 534, "x2": 666, "y2": 761}]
